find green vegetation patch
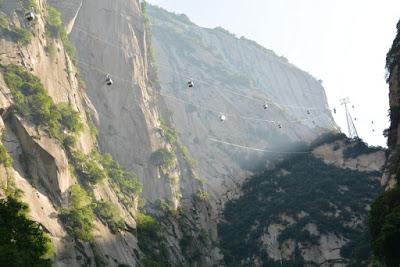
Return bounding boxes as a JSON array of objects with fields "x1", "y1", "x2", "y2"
[
  {"x1": 60, "y1": 184, "x2": 95, "y2": 241},
  {"x1": 0, "y1": 19, "x2": 32, "y2": 46},
  {"x1": 11, "y1": 27, "x2": 32, "y2": 46},
  {"x1": 45, "y1": 5, "x2": 76, "y2": 61},
  {"x1": 310, "y1": 132, "x2": 346, "y2": 148},
  {"x1": 219, "y1": 153, "x2": 381, "y2": 266},
  {"x1": 150, "y1": 148, "x2": 176, "y2": 170},
  {"x1": 343, "y1": 139, "x2": 382, "y2": 159},
  {"x1": 0, "y1": 197, "x2": 54, "y2": 267},
  {"x1": 369, "y1": 187, "x2": 400, "y2": 267},
  {"x1": 101, "y1": 153, "x2": 142, "y2": 207},
  {"x1": 94, "y1": 200, "x2": 124, "y2": 233},
  {"x1": 0, "y1": 141, "x2": 12, "y2": 167},
  {"x1": 2, "y1": 64, "x2": 82, "y2": 141},
  {"x1": 136, "y1": 212, "x2": 170, "y2": 267},
  {"x1": 159, "y1": 118, "x2": 177, "y2": 144},
  {"x1": 19, "y1": 0, "x2": 37, "y2": 11},
  {"x1": 69, "y1": 150, "x2": 107, "y2": 185}
]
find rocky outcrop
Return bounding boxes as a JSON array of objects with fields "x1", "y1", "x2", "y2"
[{"x1": 312, "y1": 140, "x2": 385, "y2": 173}]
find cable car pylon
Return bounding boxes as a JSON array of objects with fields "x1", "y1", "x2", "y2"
[{"x1": 340, "y1": 97, "x2": 358, "y2": 139}]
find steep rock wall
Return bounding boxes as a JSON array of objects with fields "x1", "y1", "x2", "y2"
[
  {"x1": 0, "y1": 0, "x2": 144, "y2": 265},
  {"x1": 148, "y1": 5, "x2": 337, "y2": 203}
]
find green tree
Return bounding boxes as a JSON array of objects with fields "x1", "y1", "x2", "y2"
[
  {"x1": 94, "y1": 201, "x2": 124, "y2": 233},
  {"x1": 60, "y1": 185, "x2": 95, "y2": 241},
  {"x1": 0, "y1": 197, "x2": 54, "y2": 267},
  {"x1": 45, "y1": 6, "x2": 63, "y2": 38},
  {"x1": 0, "y1": 142, "x2": 12, "y2": 167},
  {"x1": 57, "y1": 103, "x2": 83, "y2": 133},
  {"x1": 369, "y1": 187, "x2": 400, "y2": 267}
]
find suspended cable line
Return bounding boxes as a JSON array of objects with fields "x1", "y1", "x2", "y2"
[
  {"x1": 66, "y1": 24, "x2": 331, "y2": 113},
  {"x1": 160, "y1": 91, "x2": 328, "y2": 125},
  {"x1": 208, "y1": 137, "x2": 311, "y2": 154},
  {"x1": 156, "y1": 61, "x2": 331, "y2": 112}
]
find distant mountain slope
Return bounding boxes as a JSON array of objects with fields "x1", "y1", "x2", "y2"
[
  {"x1": 218, "y1": 134, "x2": 385, "y2": 266},
  {"x1": 148, "y1": 5, "x2": 336, "y2": 201}
]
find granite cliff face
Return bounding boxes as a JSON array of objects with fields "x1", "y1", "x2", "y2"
[
  {"x1": 0, "y1": 1, "x2": 382, "y2": 266},
  {"x1": 0, "y1": 0, "x2": 142, "y2": 266},
  {"x1": 367, "y1": 19, "x2": 400, "y2": 267},
  {"x1": 0, "y1": 0, "x2": 215, "y2": 265},
  {"x1": 148, "y1": 5, "x2": 336, "y2": 203}
]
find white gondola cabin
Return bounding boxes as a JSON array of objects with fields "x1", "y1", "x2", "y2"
[
  {"x1": 25, "y1": 11, "x2": 35, "y2": 21},
  {"x1": 105, "y1": 74, "x2": 113, "y2": 86}
]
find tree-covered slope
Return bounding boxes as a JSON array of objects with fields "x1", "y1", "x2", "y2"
[
  {"x1": 368, "y1": 18, "x2": 400, "y2": 267},
  {"x1": 219, "y1": 136, "x2": 384, "y2": 266}
]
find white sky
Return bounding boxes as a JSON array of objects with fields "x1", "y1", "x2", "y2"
[{"x1": 147, "y1": 0, "x2": 400, "y2": 147}]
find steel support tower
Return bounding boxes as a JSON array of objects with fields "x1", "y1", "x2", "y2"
[{"x1": 340, "y1": 97, "x2": 358, "y2": 139}]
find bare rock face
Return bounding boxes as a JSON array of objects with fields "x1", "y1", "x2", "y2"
[
  {"x1": 147, "y1": 5, "x2": 337, "y2": 203},
  {"x1": 10, "y1": 114, "x2": 72, "y2": 204},
  {"x1": 312, "y1": 140, "x2": 386, "y2": 172},
  {"x1": 48, "y1": 0, "x2": 184, "y2": 205}
]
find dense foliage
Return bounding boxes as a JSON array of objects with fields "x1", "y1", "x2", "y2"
[
  {"x1": 150, "y1": 148, "x2": 177, "y2": 170},
  {"x1": 19, "y1": 0, "x2": 37, "y2": 11},
  {"x1": 0, "y1": 197, "x2": 53, "y2": 267},
  {"x1": 45, "y1": 5, "x2": 76, "y2": 61},
  {"x1": 94, "y1": 200, "x2": 124, "y2": 233},
  {"x1": 2, "y1": 64, "x2": 82, "y2": 141},
  {"x1": 343, "y1": 139, "x2": 382, "y2": 159},
  {"x1": 309, "y1": 132, "x2": 346, "y2": 148},
  {"x1": 101, "y1": 153, "x2": 142, "y2": 207},
  {"x1": 69, "y1": 150, "x2": 107, "y2": 184},
  {"x1": 0, "y1": 16, "x2": 32, "y2": 46},
  {"x1": 60, "y1": 185, "x2": 95, "y2": 241},
  {"x1": 219, "y1": 153, "x2": 381, "y2": 266},
  {"x1": 0, "y1": 141, "x2": 12, "y2": 167},
  {"x1": 136, "y1": 212, "x2": 170, "y2": 267},
  {"x1": 369, "y1": 187, "x2": 400, "y2": 267}
]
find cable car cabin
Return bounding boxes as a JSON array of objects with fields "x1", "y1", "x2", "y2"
[
  {"x1": 188, "y1": 81, "x2": 194, "y2": 88},
  {"x1": 25, "y1": 11, "x2": 35, "y2": 21},
  {"x1": 263, "y1": 103, "x2": 269, "y2": 109},
  {"x1": 105, "y1": 74, "x2": 113, "y2": 86},
  {"x1": 219, "y1": 114, "x2": 226, "y2": 122}
]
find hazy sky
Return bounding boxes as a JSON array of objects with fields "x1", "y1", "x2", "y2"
[{"x1": 147, "y1": 0, "x2": 400, "y2": 147}]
